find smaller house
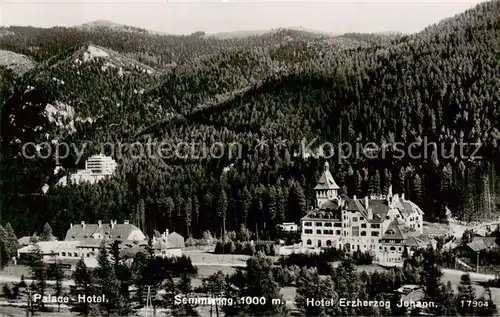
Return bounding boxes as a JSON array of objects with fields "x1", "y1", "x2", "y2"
[
  {"x1": 17, "y1": 236, "x2": 31, "y2": 247},
  {"x1": 164, "y1": 230, "x2": 185, "y2": 249},
  {"x1": 278, "y1": 223, "x2": 299, "y2": 232},
  {"x1": 467, "y1": 236, "x2": 498, "y2": 253},
  {"x1": 122, "y1": 230, "x2": 184, "y2": 259},
  {"x1": 17, "y1": 241, "x2": 81, "y2": 262}
]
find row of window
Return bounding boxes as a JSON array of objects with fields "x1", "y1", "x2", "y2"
[
  {"x1": 343, "y1": 216, "x2": 365, "y2": 222},
  {"x1": 304, "y1": 221, "x2": 380, "y2": 228},
  {"x1": 303, "y1": 229, "x2": 379, "y2": 237},
  {"x1": 60, "y1": 252, "x2": 92, "y2": 257},
  {"x1": 305, "y1": 240, "x2": 407, "y2": 253}
]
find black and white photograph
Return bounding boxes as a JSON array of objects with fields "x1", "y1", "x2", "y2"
[{"x1": 0, "y1": 0, "x2": 500, "y2": 316}]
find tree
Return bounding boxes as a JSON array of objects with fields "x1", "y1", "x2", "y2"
[
  {"x1": 411, "y1": 174, "x2": 423, "y2": 203},
  {"x1": 72, "y1": 258, "x2": 94, "y2": 315},
  {"x1": 289, "y1": 182, "x2": 306, "y2": 222},
  {"x1": 28, "y1": 243, "x2": 46, "y2": 311},
  {"x1": 240, "y1": 186, "x2": 252, "y2": 226},
  {"x1": 333, "y1": 257, "x2": 362, "y2": 315},
  {"x1": 0, "y1": 226, "x2": 9, "y2": 268},
  {"x1": 172, "y1": 272, "x2": 198, "y2": 316},
  {"x1": 202, "y1": 271, "x2": 226, "y2": 317},
  {"x1": 3, "y1": 223, "x2": 18, "y2": 259},
  {"x1": 165, "y1": 197, "x2": 175, "y2": 230},
  {"x1": 94, "y1": 241, "x2": 121, "y2": 315},
  {"x1": 53, "y1": 259, "x2": 64, "y2": 312},
  {"x1": 476, "y1": 285, "x2": 498, "y2": 316},
  {"x1": 295, "y1": 267, "x2": 338, "y2": 316},
  {"x1": 184, "y1": 197, "x2": 193, "y2": 237},
  {"x1": 40, "y1": 222, "x2": 53, "y2": 241},
  {"x1": 420, "y1": 247, "x2": 446, "y2": 315},
  {"x1": 138, "y1": 199, "x2": 146, "y2": 232},
  {"x1": 217, "y1": 190, "x2": 228, "y2": 238},
  {"x1": 231, "y1": 252, "x2": 288, "y2": 316},
  {"x1": 456, "y1": 273, "x2": 475, "y2": 316}
]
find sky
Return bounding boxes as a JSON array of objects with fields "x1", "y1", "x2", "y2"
[{"x1": 0, "y1": 0, "x2": 487, "y2": 35}]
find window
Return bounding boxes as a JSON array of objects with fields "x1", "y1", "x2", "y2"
[
  {"x1": 371, "y1": 224, "x2": 380, "y2": 228},
  {"x1": 326, "y1": 240, "x2": 332, "y2": 246},
  {"x1": 304, "y1": 222, "x2": 312, "y2": 227},
  {"x1": 390, "y1": 246, "x2": 396, "y2": 251},
  {"x1": 352, "y1": 217, "x2": 358, "y2": 222},
  {"x1": 371, "y1": 232, "x2": 379, "y2": 237},
  {"x1": 334, "y1": 223, "x2": 342, "y2": 227},
  {"x1": 336, "y1": 230, "x2": 341, "y2": 235},
  {"x1": 87, "y1": 253, "x2": 90, "y2": 257},
  {"x1": 83, "y1": 235, "x2": 88, "y2": 238},
  {"x1": 318, "y1": 240, "x2": 322, "y2": 247},
  {"x1": 61, "y1": 252, "x2": 66, "y2": 256},
  {"x1": 385, "y1": 216, "x2": 390, "y2": 220},
  {"x1": 74, "y1": 253, "x2": 78, "y2": 257},
  {"x1": 360, "y1": 217, "x2": 364, "y2": 221},
  {"x1": 307, "y1": 239, "x2": 312, "y2": 245},
  {"x1": 361, "y1": 224, "x2": 367, "y2": 228},
  {"x1": 316, "y1": 230, "x2": 321, "y2": 234},
  {"x1": 399, "y1": 247, "x2": 402, "y2": 251},
  {"x1": 325, "y1": 223, "x2": 332, "y2": 227},
  {"x1": 304, "y1": 229, "x2": 313, "y2": 234},
  {"x1": 352, "y1": 226, "x2": 359, "y2": 237},
  {"x1": 361, "y1": 231, "x2": 366, "y2": 236},
  {"x1": 323, "y1": 230, "x2": 329, "y2": 234},
  {"x1": 316, "y1": 222, "x2": 323, "y2": 227}
]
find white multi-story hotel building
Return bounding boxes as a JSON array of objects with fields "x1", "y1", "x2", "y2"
[
  {"x1": 301, "y1": 161, "x2": 434, "y2": 262},
  {"x1": 57, "y1": 154, "x2": 117, "y2": 186},
  {"x1": 85, "y1": 154, "x2": 117, "y2": 175}
]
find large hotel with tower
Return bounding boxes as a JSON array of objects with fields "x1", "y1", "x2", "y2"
[{"x1": 300, "y1": 161, "x2": 435, "y2": 262}]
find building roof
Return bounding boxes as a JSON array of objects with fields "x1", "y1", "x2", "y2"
[
  {"x1": 319, "y1": 199, "x2": 341, "y2": 211},
  {"x1": 346, "y1": 198, "x2": 388, "y2": 223},
  {"x1": 467, "y1": 240, "x2": 487, "y2": 253},
  {"x1": 18, "y1": 241, "x2": 81, "y2": 254},
  {"x1": 301, "y1": 209, "x2": 342, "y2": 221},
  {"x1": 18, "y1": 236, "x2": 31, "y2": 246},
  {"x1": 166, "y1": 232, "x2": 185, "y2": 248},
  {"x1": 382, "y1": 219, "x2": 405, "y2": 240},
  {"x1": 467, "y1": 237, "x2": 498, "y2": 252},
  {"x1": 313, "y1": 162, "x2": 340, "y2": 190},
  {"x1": 65, "y1": 221, "x2": 141, "y2": 241},
  {"x1": 380, "y1": 219, "x2": 433, "y2": 247}
]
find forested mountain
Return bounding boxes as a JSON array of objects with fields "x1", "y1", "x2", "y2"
[{"x1": 1, "y1": 1, "x2": 499, "y2": 239}]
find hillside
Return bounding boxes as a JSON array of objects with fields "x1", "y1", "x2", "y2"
[
  {"x1": 1, "y1": 1, "x2": 500, "y2": 239},
  {"x1": 0, "y1": 50, "x2": 36, "y2": 76}
]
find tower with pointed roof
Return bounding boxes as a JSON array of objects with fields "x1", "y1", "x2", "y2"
[{"x1": 314, "y1": 161, "x2": 340, "y2": 208}]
